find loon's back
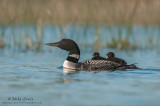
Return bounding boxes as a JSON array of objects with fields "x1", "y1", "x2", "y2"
[
  {"x1": 79, "y1": 60, "x2": 120, "y2": 71},
  {"x1": 79, "y1": 60, "x2": 137, "y2": 71}
]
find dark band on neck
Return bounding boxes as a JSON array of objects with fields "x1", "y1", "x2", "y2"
[{"x1": 66, "y1": 56, "x2": 79, "y2": 63}]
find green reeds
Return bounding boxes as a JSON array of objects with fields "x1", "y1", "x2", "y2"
[
  {"x1": 94, "y1": 26, "x2": 100, "y2": 51},
  {"x1": 0, "y1": 24, "x2": 160, "y2": 52},
  {"x1": 0, "y1": 26, "x2": 5, "y2": 48},
  {"x1": 106, "y1": 1, "x2": 139, "y2": 50},
  {"x1": 0, "y1": 0, "x2": 160, "y2": 25}
]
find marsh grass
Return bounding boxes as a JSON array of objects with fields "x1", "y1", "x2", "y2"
[
  {"x1": 0, "y1": 0, "x2": 160, "y2": 25},
  {"x1": 0, "y1": 0, "x2": 160, "y2": 51},
  {"x1": 0, "y1": 24, "x2": 160, "y2": 52},
  {"x1": 0, "y1": 26, "x2": 5, "y2": 48},
  {"x1": 94, "y1": 27, "x2": 100, "y2": 51},
  {"x1": 106, "y1": 0, "x2": 139, "y2": 50}
]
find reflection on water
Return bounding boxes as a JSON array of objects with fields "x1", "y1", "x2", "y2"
[{"x1": 63, "y1": 68, "x2": 80, "y2": 75}]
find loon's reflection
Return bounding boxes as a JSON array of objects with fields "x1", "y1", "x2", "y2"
[
  {"x1": 63, "y1": 68, "x2": 105, "y2": 75},
  {"x1": 63, "y1": 68, "x2": 79, "y2": 75}
]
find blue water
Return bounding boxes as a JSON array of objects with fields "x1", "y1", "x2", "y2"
[
  {"x1": 1, "y1": 25, "x2": 160, "y2": 50},
  {"x1": 0, "y1": 48, "x2": 160, "y2": 106},
  {"x1": 0, "y1": 25, "x2": 160, "y2": 106}
]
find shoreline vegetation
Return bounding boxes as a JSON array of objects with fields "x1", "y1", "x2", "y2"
[
  {"x1": 0, "y1": 25, "x2": 159, "y2": 51},
  {"x1": 0, "y1": 0, "x2": 160, "y2": 25},
  {"x1": 0, "y1": 0, "x2": 160, "y2": 51}
]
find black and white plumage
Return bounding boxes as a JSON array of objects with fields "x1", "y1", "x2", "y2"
[
  {"x1": 46, "y1": 39, "x2": 138, "y2": 71},
  {"x1": 79, "y1": 60, "x2": 137, "y2": 71},
  {"x1": 79, "y1": 60, "x2": 118, "y2": 71}
]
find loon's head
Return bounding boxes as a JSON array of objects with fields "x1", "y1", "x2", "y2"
[
  {"x1": 46, "y1": 39, "x2": 80, "y2": 69},
  {"x1": 93, "y1": 52, "x2": 100, "y2": 57},
  {"x1": 107, "y1": 52, "x2": 115, "y2": 58},
  {"x1": 46, "y1": 39, "x2": 80, "y2": 55}
]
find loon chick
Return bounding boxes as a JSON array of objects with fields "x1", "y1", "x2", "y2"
[
  {"x1": 106, "y1": 52, "x2": 127, "y2": 65},
  {"x1": 46, "y1": 39, "x2": 137, "y2": 71},
  {"x1": 91, "y1": 52, "x2": 107, "y2": 60}
]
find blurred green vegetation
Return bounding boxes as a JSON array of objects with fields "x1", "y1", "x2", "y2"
[
  {"x1": 0, "y1": 0, "x2": 160, "y2": 25},
  {"x1": 0, "y1": 0, "x2": 160, "y2": 51}
]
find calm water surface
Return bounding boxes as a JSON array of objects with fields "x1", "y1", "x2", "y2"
[
  {"x1": 0, "y1": 48, "x2": 160, "y2": 106},
  {"x1": 0, "y1": 25, "x2": 160, "y2": 106}
]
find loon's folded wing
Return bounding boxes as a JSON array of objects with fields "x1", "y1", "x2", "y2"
[
  {"x1": 79, "y1": 60, "x2": 138, "y2": 71},
  {"x1": 79, "y1": 60, "x2": 121, "y2": 71}
]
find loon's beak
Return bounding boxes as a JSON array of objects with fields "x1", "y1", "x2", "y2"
[{"x1": 45, "y1": 41, "x2": 60, "y2": 47}]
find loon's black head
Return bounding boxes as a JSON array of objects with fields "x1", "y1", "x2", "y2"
[
  {"x1": 107, "y1": 52, "x2": 115, "y2": 58},
  {"x1": 46, "y1": 39, "x2": 80, "y2": 55},
  {"x1": 93, "y1": 52, "x2": 100, "y2": 57}
]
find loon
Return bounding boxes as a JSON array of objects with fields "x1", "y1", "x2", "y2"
[
  {"x1": 46, "y1": 39, "x2": 138, "y2": 71},
  {"x1": 91, "y1": 52, "x2": 107, "y2": 60},
  {"x1": 106, "y1": 52, "x2": 127, "y2": 65}
]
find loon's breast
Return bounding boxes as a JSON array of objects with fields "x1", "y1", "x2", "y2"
[{"x1": 63, "y1": 60, "x2": 81, "y2": 70}]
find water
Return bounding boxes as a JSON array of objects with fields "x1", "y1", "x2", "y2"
[
  {"x1": 0, "y1": 25, "x2": 160, "y2": 106},
  {"x1": 1, "y1": 25, "x2": 160, "y2": 50},
  {"x1": 0, "y1": 48, "x2": 160, "y2": 106}
]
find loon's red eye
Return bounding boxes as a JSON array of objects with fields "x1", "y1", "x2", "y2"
[{"x1": 63, "y1": 41, "x2": 67, "y2": 45}]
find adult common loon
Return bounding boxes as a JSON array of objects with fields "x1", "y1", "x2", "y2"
[
  {"x1": 106, "y1": 52, "x2": 127, "y2": 65},
  {"x1": 46, "y1": 39, "x2": 138, "y2": 71}
]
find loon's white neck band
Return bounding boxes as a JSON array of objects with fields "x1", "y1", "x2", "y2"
[
  {"x1": 69, "y1": 54, "x2": 80, "y2": 59},
  {"x1": 63, "y1": 54, "x2": 80, "y2": 69}
]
